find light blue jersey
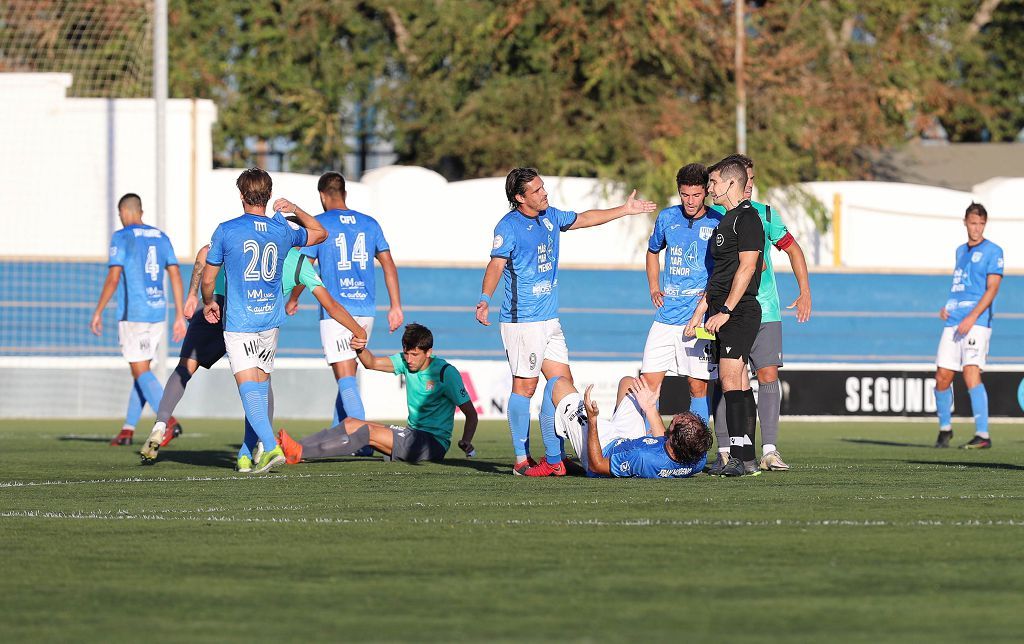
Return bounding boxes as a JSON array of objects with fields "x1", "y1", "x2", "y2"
[
  {"x1": 206, "y1": 212, "x2": 308, "y2": 333},
  {"x1": 944, "y1": 239, "x2": 1004, "y2": 328},
  {"x1": 300, "y1": 209, "x2": 389, "y2": 318},
  {"x1": 648, "y1": 206, "x2": 722, "y2": 325},
  {"x1": 491, "y1": 206, "x2": 577, "y2": 323},
  {"x1": 108, "y1": 224, "x2": 178, "y2": 323},
  {"x1": 605, "y1": 436, "x2": 707, "y2": 479}
]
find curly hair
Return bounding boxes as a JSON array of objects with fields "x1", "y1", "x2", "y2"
[{"x1": 665, "y1": 412, "x2": 713, "y2": 465}]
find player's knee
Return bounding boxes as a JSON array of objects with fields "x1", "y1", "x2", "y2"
[{"x1": 756, "y1": 367, "x2": 778, "y2": 383}]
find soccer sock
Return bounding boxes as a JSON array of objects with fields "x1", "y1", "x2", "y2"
[
  {"x1": 157, "y1": 365, "x2": 192, "y2": 423},
  {"x1": 540, "y1": 377, "x2": 562, "y2": 465},
  {"x1": 724, "y1": 390, "x2": 746, "y2": 459},
  {"x1": 268, "y1": 381, "x2": 275, "y2": 424},
  {"x1": 934, "y1": 387, "x2": 953, "y2": 431},
  {"x1": 757, "y1": 379, "x2": 781, "y2": 452},
  {"x1": 743, "y1": 389, "x2": 757, "y2": 462},
  {"x1": 239, "y1": 419, "x2": 259, "y2": 460},
  {"x1": 238, "y1": 381, "x2": 277, "y2": 452},
  {"x1": 301, "y1": 423, "x2": 371, "y2": 460},
  {"x1": 136, "y1": 371, "x2": 164, "y2": 414},
  {"x1": 124, "y1": 382, "x2": 144, "y2": 429},
  {"x1": 338, "y1": 376, "x2": 365, "y2": 421},
  {"x1": 968, "y1": 384, "x2": 989, "y2": 438},
  {"x1": 714, "y1": 390, "x2": 730, "y2": 455},
  {"x1": 507, "y1": 392, "x2": 532, "y2": 460},
  {"x1": 332, "y1": 392, "x2": 344, "y2": 426},
  {"x1": 688, "y1": 396, "x2": 709, "y2": 426}
]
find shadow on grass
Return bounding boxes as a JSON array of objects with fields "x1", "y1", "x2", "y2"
[
  {"x1": 841, "y1": 438, "x2": 930, "y2": 448},
  {"x1": 57, "y1": 435, "x2": 115, "y2": 443},
  {"x1": 150, "y1": 448, "x2": 237, "y2": 469},
  {"x1": 907, "y1": 460, "x2": 1024, "y2": 471},
  {"x1": 297, "y1": 454, "x2": 507, "y2": 474}
]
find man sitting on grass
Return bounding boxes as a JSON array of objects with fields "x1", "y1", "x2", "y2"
[
  {"x1": 278, "y1": 324, "x2": 478, "y2": 464},
  {"x1": 537, "y1": 375, "x2": 710, "y2": 478}
]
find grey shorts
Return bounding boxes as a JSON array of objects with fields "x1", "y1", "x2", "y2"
[
  {"x1": 178, "y1": 296, "x2": 226, "y2": 369},
  {"x1": 389, "y1": 426, "x2": 446, "y2": 463},
  {"x1": 749, "y1": 321, "x2": 784, "y2": 371}
]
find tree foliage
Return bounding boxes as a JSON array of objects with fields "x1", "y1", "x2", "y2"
[{"x1": 165, "y1": 0, "x2": 1024, "y2": 196}]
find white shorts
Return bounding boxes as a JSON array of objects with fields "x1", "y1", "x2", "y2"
[
  {"x1": 320, "y1": 317, "x2": 375, "y2": 364},
  {"x1": 224, "y1": 329, "x2": 280, "y2": 375},
  {"x1": 555, "y1": 391, "x2": 648, "y2": 472},
  {"x1": 640, "y1": 321, "x2": 717, "y2": 380},
  {"x1": 936, "y1": 325, "x2": 991, "y2": 371},
  {"x1": 500, "y1": 319, "x2": 570, "y2": 378},
  {"x1": 118, "y1": 321, "x2": 163, "y2": 363}
]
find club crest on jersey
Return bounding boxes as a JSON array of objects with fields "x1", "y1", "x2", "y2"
[
  {"x1": 424, "y1": 380, "x2": 435, "y2": 392},
  {"x1": 492, "y1": 235, "x2": 504, "y2": 250},
  {"x1": 700, "y1": 227, "x2": 714, "y2": 241},
  {"x1": 716, "y1": 233, "x2": 724, "y2": 246},
  {"x1": 542, "y1": 218, "x2": 554, "y2": 232},
  {"x1": 972, "y1": 251, "x2": 983, "y2": 263}
]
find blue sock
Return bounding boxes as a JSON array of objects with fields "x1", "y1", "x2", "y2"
[
  {"x1": 332, "y1": 392, "x2": 344, "y2": 426},
  {"x1": 124, "y1": 382, "x2": 144, "y2": 428},
  {"x1": 935, "y1": 387, "x2": 953, "y2": 430},
  {"x1": 507, "y1": 392, "x2": 532, "y2": 459},
  {"x1": 239, "y1": 419, "x2": 260, "y2": 459},
  {"x1": 968, "y1": 384, "x2": 989, "y2": 438},
  {"x1": 540, "y1": 377, "x2": 562, "y2": 465},
  {"x1": 338, "y1": 376, "x2": 365, "y2": 420},
  {"x1": 136, "y1": 371, "x2": 164, "y2": 414},
  {"x1": 239, "y1": 381, "x2": 277, "y2": 451},
  {"x1": 689, "y1": 396, "x2": 709, "y2": 426}
]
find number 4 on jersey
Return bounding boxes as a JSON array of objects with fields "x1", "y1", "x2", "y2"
[
  {"x1": 335, "y1": 232, "x2": 369, "y2": 271},
  {"x1": 144, "y1": 245, "x2": 160, "y2": 281}
]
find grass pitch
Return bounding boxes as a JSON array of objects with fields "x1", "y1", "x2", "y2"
[{"x1": 2, "y1": 418, "x2": 1023, "y2": 643}]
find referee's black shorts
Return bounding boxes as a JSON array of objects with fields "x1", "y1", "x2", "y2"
[{"x1": 709, "y1": 297, "x2": 761, "y2": 363}]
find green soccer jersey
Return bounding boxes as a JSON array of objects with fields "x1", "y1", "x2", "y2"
[
  {"x1": 710, "y1": 201, "x2": 789, "y2": 322},
  {"x1": 387, "y1": 354, "x2": 471, "y2": 451},
  {"x1": 282, "y1": 247, "x2": 323, "y2": 296}
]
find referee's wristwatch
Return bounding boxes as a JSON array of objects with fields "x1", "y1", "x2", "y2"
[{"x1": 718, "y1": 304, "x2": 732, "y2": 315}]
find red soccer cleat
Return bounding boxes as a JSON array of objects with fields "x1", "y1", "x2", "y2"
[
  {"x1": 110, "y1": 429, "x2": 134, "y2": 446},
  {"x1": 523, "y1": 460, "x2": 567, "y2": 477},
  {"x1": 277, "y1": 429, "x2": 303, "y2": 464},
  {"x1": 512, "y1": 456, "x2": 538, "y2": 476},
  {"x1": 161, "y1": 417, "x2": 183, "y2": 447}
]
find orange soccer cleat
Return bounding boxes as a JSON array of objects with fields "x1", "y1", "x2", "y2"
[{"x1": 277, "y1": 429, "x2": 303, "y2": 464}]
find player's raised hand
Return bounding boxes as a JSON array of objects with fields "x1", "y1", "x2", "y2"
[
  {"x1": 89, "y1": 312, "x2": 103, "y2": 336},
  {"x1": 388, "y1": 306, "x2": 404, "y2": 333},
  {"x1": 475, "y1": 301, "x2": 490, "y2": 326},
  {"x1": 204, "y1": 299, "x2": 221, "y2": 324},
  {"x1": 623, "y1": 189, "x2": 657, "y2": 216},
  {"x1": 272, "y1": 198, "x2": 297, "y2": 213},
  {"x1": 629, "y1": 377, "x2": 660, "y2": 410},
  {"x1": 183, "y1": 294, "x2": 199, "y2": 319},
  {"x1": 583, "y1": 384, "x2": 600, "y2": 418},
  {"x1": 650, "y1": 289, "x2": 664, "y2": 308},
  {"x1": 172, "y1": 316, "x2": 187, "y2": 342},
  {"x1": 787, "y1": 290, "x2": 812, "y2": 323}
]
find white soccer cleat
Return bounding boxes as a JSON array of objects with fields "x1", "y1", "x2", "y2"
[{"x1": 759, "y1": 450, "x2": 790, "y2": 471}]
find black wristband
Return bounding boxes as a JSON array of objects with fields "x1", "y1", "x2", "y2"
[
  {"x1": 355, "y1": 348, "x2": 364, "y2": 355},
  {"x1": 719, "y1": 304, "x2": 732, "y2": 315}
]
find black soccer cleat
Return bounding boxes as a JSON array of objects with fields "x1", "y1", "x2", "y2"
[
  {"x1": 721, "y1": 457, "x2": 746, "y2": 477},
  {"x1": 934, "y1": 430, "x2": 953, "y2": 448},
  {"x1": 961, "y1": 435, "x2": 992, "y2": 450}
]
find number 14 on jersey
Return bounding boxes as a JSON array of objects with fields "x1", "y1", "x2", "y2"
[{"x1": 335, "y1": 232, "x2": 369, "y2": 271}]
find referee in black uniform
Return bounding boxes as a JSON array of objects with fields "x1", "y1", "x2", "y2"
[{"x1": 699, "y1": 157, "x2": 764, "y2": 477}]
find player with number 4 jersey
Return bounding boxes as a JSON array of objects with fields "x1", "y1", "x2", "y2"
[{"x1": 295, "y1": 171, "x2": 403, "y2": 435}]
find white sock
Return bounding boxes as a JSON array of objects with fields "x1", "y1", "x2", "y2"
[
  {"x1": 976, "y1": 432, "x2": 990, "y2": 439},
  {"x1": 762, "y1": 443, "x2": 777, "y2": 456},
  {"x1": 152, "y1": 421, "x2": 166, "y2": 433},
  {"x1": 122, "y1": 425, "x2": 134, "y2": 431}
]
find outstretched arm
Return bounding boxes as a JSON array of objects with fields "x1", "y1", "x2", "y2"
[
  {"x1": 90, "y1": 266, "x2": 122, "y2": 336},
  {"x1": 783, "y1": 241, "x2": 812, "y2": 323},
  {"x1": 569, "y1": 190, "x2": 656, "y2": 230},
  {"x1": 377, "y1": 250, "x2": 403, "y2": 332},
  {"x1": 350, "y1": 336, "x2": 395, "y2": 372},
  {"x1": 310, "y1": 285, "x2": 367, "y2": 340}
]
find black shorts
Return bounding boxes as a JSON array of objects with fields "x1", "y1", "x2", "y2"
[
  {"x1": 178, "y1": 296, "x2": 226, "y2": 369},
  {"x1": 389, "y1": 426, "x2": 447, "y2": 463},
  {"x1": 710, "y1": 298, "x2": 761, "y2": 363}
]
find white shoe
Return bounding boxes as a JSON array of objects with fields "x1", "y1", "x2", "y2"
[
  {"x1": 139, "y1": 422, "x2": 167, "y2": 463},
  {"x1": 759, "y1": 450, "x2": 790, "y2": 471}
]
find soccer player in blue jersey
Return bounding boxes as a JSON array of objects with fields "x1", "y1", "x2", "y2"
[
  {"x1": 90, "y1": 193, "x2": 187, "y2": 446},
  {"x1": 201, "y1": 168, "x2": 327, "y2": 474},
  {"x1": 544, "y1": 375, "x2": 710, "y2": 479},
  {"x1": 641, "y1": 163, "x2": 722, "y2": 426},
  {"x1": 934, "y1": 202, "x2": 1004, "y2": 449},
  {"x1": 476, "y1": 167, "x2": 656, "y2": 476},
  {"x1": 292, "y1": 171, "x2": 402, "y2": 444}
]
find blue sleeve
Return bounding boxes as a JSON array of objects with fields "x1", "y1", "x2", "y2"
[
  {"x1": 648, "y1": 213, "x2": 665, "y2": 253},
  {"x1": 608, "y1": 450, "x2": 640, "y2": 478},
  {"x1": 108, "y1": 232, "x2": 127, "y2": 267},
  {"x1": 555, "y1": 207, "x2": 578, "y2": 232},
  {"x1": 162, "y1": 235, "x2": 178, "y2": 266},
  {"x1": 490, "y1": 220, "x2": 515, "y2": 259},
  {"x1": 374, "y1": 219, "x2": 390, "y2": 254},
  {"x1": 290, "y1": 223, "x2": 308, "y2": 249},
  {"x1": 206, "y1": 225, "x2": 225, "y2": 266},
  {"x1": 989, "y1": 246, "x2": 1005, "y2": 276}
]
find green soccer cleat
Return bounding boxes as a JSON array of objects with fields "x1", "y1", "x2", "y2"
[
  {"x1": 236, "y1": 455, "x2": 253, "y2": 473},
  {"x1": 252, "y1": 445, "x2": 286, "y2": 474}
]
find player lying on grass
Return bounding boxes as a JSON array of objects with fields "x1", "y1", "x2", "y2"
[
  {"x1": 139, "y1": 235, "x2": 369, "y2": 466},
  {"x1": 529, "y1": 375, "x2": 711, "y2": 478},
  {"x1": 277, "y1": 323, "x2": 478, "y2": 464}
]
